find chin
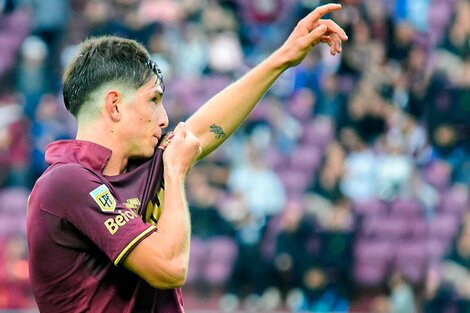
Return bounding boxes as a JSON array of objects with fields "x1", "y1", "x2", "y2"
[
  {"x1": 142, "y1": 148, "x2": 156, "y2": 158},
  {"x1": 131, "y1": 147, "x2": 155, "y2": 159}
]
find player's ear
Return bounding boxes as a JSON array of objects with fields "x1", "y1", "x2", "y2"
[{"x1": 104, "y1": 90, "x2": 121, "y2": 122}]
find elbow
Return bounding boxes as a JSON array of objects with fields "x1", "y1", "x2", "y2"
[
  {"x1": 147, "y1": 258, "x2": 188, "y2": 289},
  {"x1": 148, "y1": 277, "x2": 186, "y2": 290}
]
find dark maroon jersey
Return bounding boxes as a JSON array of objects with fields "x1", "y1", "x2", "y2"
[{"x1": 27, "y1": 136, "x2": 184, "y2": 313}]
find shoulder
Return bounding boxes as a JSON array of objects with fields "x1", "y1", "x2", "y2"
[
  {"x1": 32, "y1": 163, "x2": 104, "y2": 212},
  {"x1": 39, "y1": 163, "x2": 101, "y2": 191}
]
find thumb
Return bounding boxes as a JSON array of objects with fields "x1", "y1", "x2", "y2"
[{"x1": 305, "y1": 24, "x2": 328, "y2": 45}]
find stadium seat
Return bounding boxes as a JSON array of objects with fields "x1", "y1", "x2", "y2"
[
  {"x1": 427, "y1": 238, "x2": 451, "y2": 261},
  {"x1": 300, "y1": 119, "x2": 334, "y2": 149},
  {"x1": 427, "y1": 213, "x2": 459, "y2": 244},
  {"x1": 362, "y1": 215, "x2": 410, "y2": 240},
  {"x1": 0, "y1": 187, "x2": 29, "y2": 217},
  {"x1": 408, "y1": 217, "x2": 428, "y2": 239},
  {"x1": 393, "y1": 240, "x2": 428, "y2": 285},
  {"x1": 0, "y1": 215, "x2": 26, "y2": 236},
  {"x1": 390, "y1": 198, "x2": 423, "y2": 218},
  {"x1": 203, "y1": 236, "x2": 238, "y2": 287},
  {"x1": 187, "y1": 237, "x2": 207, "y2": 285},
  {"x1": 423, "y1": 161, "x2": 451, "y2": 191},
  {"x1": 439, "y1": 187, "x2": 469, "y2": 217},
  {"x1": 353, "y1": 199, "x2": 388, "y2": 216},
  {"x1": 354, "y1": 240, "x2": 392, "y2": 286},
  {"x1": 277, "y1": 168, "x2": 311, "y2": 195},
  {"x1": 288, "y1": 145, "x2": 322, "y2": 173}
]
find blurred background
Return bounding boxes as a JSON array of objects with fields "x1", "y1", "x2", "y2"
[{"x1": 0, "y1": 0, "x2": 469, "y2": 312}]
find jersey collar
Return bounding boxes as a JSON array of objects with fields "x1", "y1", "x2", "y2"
[{"x1": 45, "y1": 140, "x2": 112, "y2": 173}]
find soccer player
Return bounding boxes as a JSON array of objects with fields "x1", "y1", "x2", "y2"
[{"x1": 26, "y1": 3, "x2": 347, "y2": 312}]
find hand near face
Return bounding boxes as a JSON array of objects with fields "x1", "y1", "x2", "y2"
[
  {"x1": 163, "y1": 122, "x2": 202, "y2": 177},
  {"x1": 277, "y1": 3, "x2": 348, "y2": 67}
]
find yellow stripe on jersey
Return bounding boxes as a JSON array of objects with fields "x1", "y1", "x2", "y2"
[
  {"x1": 145, "y1": 188, "x2": 165, "y2": 226},
  {"x1": 114, "y1": 225, "x2": 156, "y2": 266}
]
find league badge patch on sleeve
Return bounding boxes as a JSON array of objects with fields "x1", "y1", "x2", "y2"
[{"x1": 89, "y1": 184, "x2": 116, "y2": 212}]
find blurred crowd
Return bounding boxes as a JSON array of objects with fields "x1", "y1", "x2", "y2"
[{"x1": 0, "y1": 0, "x2": 469, "y2": 311}]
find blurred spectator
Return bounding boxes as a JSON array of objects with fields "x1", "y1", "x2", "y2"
[
  {"x1": 265, "y1": 96, "x2": 302, "y2": 155},
  {"x1": 23, "y1": 0, "x2": 70, "y2": 84},
  {"x1": 439, "y1": 222, "x2": 470, "y2": 311},
  {"x1": 16, "y1": 36, "x2": 49, "y2": 119},
  {"x1": 0, "y1": 235, "x2": 32, "y2": 308},
  {"x1": 293, "y1": 51, "x2": 324, "y2": 95},
  {"x1": 287, "y1": 87, "x2": 317, "y2": 124},
  {"x1": 228, "y1": 141, "x2": 285, "y2": 220},
  {"x1": 0, "y1": 0, "x2": 469, "y2": 311},
  {"x1": 297, "y1": 267, "x2": 349, "y2": 313},
  {"x1": 369, "y1": 294, "x2": 391, "y2": 313},
  {"x1": 315, "y1": 73, "x2": 347, "y2": 121},
  {"x1": 0, "y1": 2, "x2": 31, "y2": 79},
  {"x1": 388, "y1": 272, "x2": 417, "y2": 313},
  {"x1": 0, "y1": 94, "x2": 29, "y2": 187},
  {"x1": 29, "y1": 94, "x2": 72, "y2": 185},
  {"x1": 186, "y1": 171, "x2": 237, "y2": 296},
  {"x1": 340, "y1": 129, "x2": 378, "y2": 201},
  {"x1": 376, "y1": 131, "x2": 413, "y2": 200},
  {"x1": 187, "y1": 170, "x2": 233, "y2": 239},
  {"x1": 207, "y1": 31, "x2": 243, "y2": 75},
  {"x1": 222, "y1": 193, "x2": 270, "y2": 301},
  {"x1": 306, "y1": 141, "x2": 345, "y2": 225},
  {"x1": 339, "y1": 19, "x2": 374, "y2": 78},
  {"x1": 400, "y1": 115, "x2": 430, "y2": 163},
  {"x1": 430, "y1": 124, "x2": 469, "y2": 185},
  {"x1": 439, "y1": 3, "x2": 470, "y2": 59},
  {"x1": 270, "y1": 200, "x2": 317, "y2": 297},
  {"x1": 387, "y1": 22, "x2": 414, "y2": 65},
  {"x1": 172, "y1": 24, "x2": 208, "y2": 79}
]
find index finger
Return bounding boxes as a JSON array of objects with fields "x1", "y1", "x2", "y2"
[
  {"x1": 174, "y1": 122, "x2": 187, "y2": 138},
  {"x1": 303, "y1": 3, "x2": 342, "y2": 28}
]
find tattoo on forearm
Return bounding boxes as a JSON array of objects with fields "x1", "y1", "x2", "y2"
[{"x1": 209, "y1": 124, "x2": 226, "y2": 139}]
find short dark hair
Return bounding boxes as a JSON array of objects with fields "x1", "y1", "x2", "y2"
[{"x1": 63, "y1": 36, "x2": 163, "y2": 117}]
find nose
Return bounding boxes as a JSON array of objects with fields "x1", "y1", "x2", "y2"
[{"x1": 158, "y1": 105, "x2": 169, "y2": 129}]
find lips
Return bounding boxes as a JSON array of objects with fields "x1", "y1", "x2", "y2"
[{"x1": 153, "y1": 135, "x2": 160, "y2": 146}]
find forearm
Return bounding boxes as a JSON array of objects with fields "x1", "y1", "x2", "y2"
[
  {"x1": 185, "y1": 50, "x2": 289, "y2": 159},
  {"x1": 185, "y1": 3, "x2": 348, "y2": 159},
  {"x1": 156, "y1": 172, "x2": 191, "y2": 272},
  {"x1": 120, "y1": 173, "x2": 190, "y2": 289},
  {"x1": 122, "y1": 124, "x2": 199, "y2": 289}
]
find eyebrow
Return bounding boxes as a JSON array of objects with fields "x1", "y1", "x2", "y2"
[{"x1": 149, "y1": 86, "x2": 164, "y2": 97}]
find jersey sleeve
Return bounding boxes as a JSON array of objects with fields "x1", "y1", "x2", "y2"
[
  {"x1": 40, "y1": 164, "x2": 156, "y2": 266},
  {"x1": 136, "y1": 132, "x2": 171, "y2": 220}
]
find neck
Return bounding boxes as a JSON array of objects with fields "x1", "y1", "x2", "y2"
[{"x1": 76, "y1": 124, "x2": 128, "y2": 175}]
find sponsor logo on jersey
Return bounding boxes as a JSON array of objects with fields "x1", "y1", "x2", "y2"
[
  {"x1": 104, "y1": 209, "x2": 138, "y2": 235},
  {"x1": 124, "y1": 198, "x2": 141, "y2": 213},
  {"x1": 90, "y1": 184, "x2": 116, "y2": 212}
]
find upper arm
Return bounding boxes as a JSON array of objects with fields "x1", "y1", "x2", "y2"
[
  {"x1": 121, "y1": 232, "x2": 187, "y2": 289},
  {"x1": 36, "y1": 165, "x2": 187, "y2": 289},
  {"x1": 38, "y1": 165, "x2": 155, "y2": 264}
]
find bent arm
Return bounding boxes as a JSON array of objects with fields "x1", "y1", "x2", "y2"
[
  {"x1": 122, "y1": 123, "x2": 198, "y2": 289},
  {"x1": 122, "y1": 172, "x2": 190, "y2": 289}
]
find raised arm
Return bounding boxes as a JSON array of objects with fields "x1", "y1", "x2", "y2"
[{"x1": 185, "y1": 3, "x2": 348, "y2": 159}]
